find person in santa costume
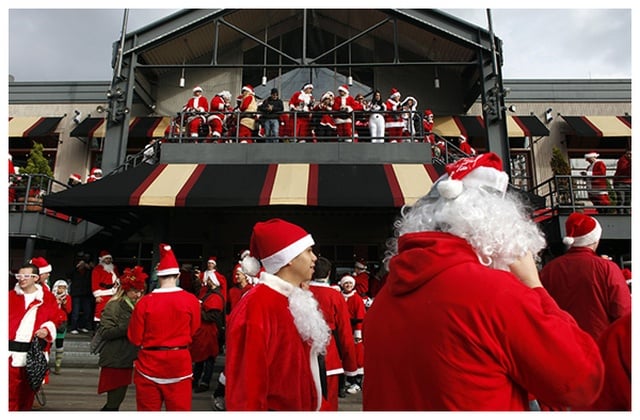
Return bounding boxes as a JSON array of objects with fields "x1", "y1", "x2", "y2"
[
  {"x1": 191, "y1": 274, "x2": 225, "y2": 393},
  {"x1": 237, "y1": 85, "x2": 258, "y2": 142},
  {"x1": 352, "y1": 257, "x2": 370, "y2": 299},
  {"x1": 338, "y1": 274, "x2": 365, "y2": 395},
  {"x1": 97, "y1": 266, "x2": 147, "y2": 411},
  {"x1": 581, "y1": 151, "x2": 611, "y2": 210},
  {"x1": 9, "y1": 263, "x2": 59, "y2": 411},
  {"x1": 312, "y1": 91, "x2": 337, "y2": 142},
  {"x1": 127, "y1": 244, "x2": 201, "y2": 411},
  {"x1": 51, "y1": 279, "x2": 72, "y2": 375},
  {"x1": 182, "y1": 85, "x2": 209, "y2": 138},
  {"x1": 197, "y1": 256, "x2": 228, "y2": 306},
  {"x1": 207, "y1": 90, "x2": 233, "y2": 141},
  {"x1": 363, "y1": 152, "x2": 605, "y2": 411},
  {"x1": 332, "y1": 84, "x2": 359, "y2": 142},
  {"x1": 384, "y1": 88, "x2": 404, "y2": 143},
  {"x1": 87, "y1": 167, "x2": 103, "y2": 183},
  {"x1": 540, "y1": 212, "x2": 631, "y2": 340},
  {"x1": 225, "y1": 218, "x2": 331, "y2": 411},
  {"x1": 422, "y1": 109, "x2": 435, "y2": 145},
  {"x1": 92, "y1": 250, "x2": 120, "y2": 327},
  {"x1": 306, "y1": 256, "x2": 358, "y2": 411},
  {"x1": 399, "y1": 96, "x2": 420, "y2": 142},
  {"x1": 457, "y1": 134, "x2": 476, "y2": 156},
  {"x1": 228, "y1": 253, "x2": 261, "y2": 314},
  {"x1": 288, "y1": 83, "x2": 315, "y2": 142}
]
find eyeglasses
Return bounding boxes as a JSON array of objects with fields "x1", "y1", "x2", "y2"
[{"x1": 14, "y1": 273, "x2": 38, "y2": 280}]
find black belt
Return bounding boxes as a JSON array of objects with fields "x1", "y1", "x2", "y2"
[
  {"x1": 143, "y1": 346, "x2": 188, "y2": 351},
  {"x1": 9, "y1": 341, "x2": 31, "y2": 352}
]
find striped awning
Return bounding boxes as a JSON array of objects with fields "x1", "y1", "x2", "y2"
[
  {"x1": 562, "y1": 115, "x2": 631, "y2": 137},
  {"x1": 69, "y1": 116, "x2": 172, "y2": 138},
  {"x1": 8, "y1": 117, "x2": 63, "y2": 137},
  {"x1": 433, "y1": 115, "x2": 548, "y2": 138},
  {"x1": 44, "y1": 162, "x2": 440, "y2": 225}
]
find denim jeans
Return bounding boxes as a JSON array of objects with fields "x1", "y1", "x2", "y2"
[{"x1": 263, "y1": 119, "x2": 280, "y2": 143}]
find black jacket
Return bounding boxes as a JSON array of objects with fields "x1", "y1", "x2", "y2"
[{"x1": 258, "y1": 97, "x2": 284, "y2": 119}]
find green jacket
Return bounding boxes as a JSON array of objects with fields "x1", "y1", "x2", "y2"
[{"x1": 97, "y1": 297, "x2": 138, "y2": 368}]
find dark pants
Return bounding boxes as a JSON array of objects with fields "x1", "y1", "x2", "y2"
[
  {"x1": 70, "y1": 294, "x2": 93, "y2": 331},
  {"x1": 615, "y1": 182, "x2": 631, "y2": 214},
  {"x1": 193, "y1": 357, "x2": 215, "y2": 387}
]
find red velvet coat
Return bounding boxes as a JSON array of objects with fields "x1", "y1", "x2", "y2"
[
  {"x1": 190, "y1": 287, "x2": 225, "y2": 363},
  {"x1": 343, "y1": 289, "x2": 366, "y2": 372},
  {"x1": 540, "y1": 246, "x2": 631, "y2": 340},
  {"x1": 92, "y1": 263, "x2": 119, "y2": 321},
  {"x1": 128, "y1": 287, "x2": 201, "y2": 381},
  {"x1": 363, "y1": 231, "x2": 604, "y2": 411},
  {"x1": 225, "y1": 274, "x2": 321, "y2": 411}
]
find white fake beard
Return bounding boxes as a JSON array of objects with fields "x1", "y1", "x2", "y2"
[
  {"x1": 288, "y1": 287, "x2": 331, "y2": 355},
  {"x1": 101, "y1": 262, "x2": 115, "y2": 273}
]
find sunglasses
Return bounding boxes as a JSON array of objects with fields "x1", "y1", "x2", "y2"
[{"x1": 14, "y1": 273, "x2": 39, "y2": 280}]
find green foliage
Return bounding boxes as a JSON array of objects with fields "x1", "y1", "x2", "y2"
[
  {"x1": 20, "y1": 142, "x2": 53, "y2": 177},
  {"x1": 549, "y1": 147, "x2": 571, "y2": 176}
]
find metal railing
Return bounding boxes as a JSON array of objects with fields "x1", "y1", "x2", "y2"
[{"x1": 9, "y1": 173, "x2": 77, "y2": 221}]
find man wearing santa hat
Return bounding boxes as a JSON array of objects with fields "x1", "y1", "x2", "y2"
[
  {"x1": 127, "y1": 243, "x2": 201, "y2": 411},
  {"x1": 197, "y1": 256, "x2": 228, "y2": 304},
  {"x1": 363, "y1": 153, "x2": 605, "y2": 411},
  {"x1": 237, "y1": 85, "x2": 258, "y2": 142},
  {"x1": 540, "y1": 212, "x2": 631, "y2": 340},
  {"x1": 182, "y1": 85, "x2": 209, "y2": 139},
  {"x1": 581, "y1": 151, "x2": 611, "y2": 210},
  {"x1": 306, "y1": 256, "x2": 358, "y2": 410},
  {"x1": 332, "y1": 84, "x2": 359, "y2": 142},
  {"x1": 339, "y1": 274, "x2": 366, "y2": 396},
  {"x1": 92, "y1": 250, "x2": 120, "y2": 327},
  {"x1": 288, "y1": 83, "x2": 314, "y2": 142},
  {"x1": 384, "y1": 88, "x2": 404, "y2": 143},
  {"x1": 29, "y1": 256, "x2": 53, "y2": 291},
  {"x1": 9, "y1": 262, "x2": 59, "y2": 411},
  {"x1": 225, "y1": 218, "x2": 331, "y2": 411}
]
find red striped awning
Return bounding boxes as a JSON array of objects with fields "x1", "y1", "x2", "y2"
[
  {"x1": 433, "y1": 115, "x2": 548, "y2": 138},
  {"x1": 69, "y1": 116, "x2": 172, "y2": 138},
  {"x1": 561, "y1": 116, "x2": 631, "y2": 137},
  {"x1": 8, "y1": 117, "x2": 63, "y2": 137},
  {"x1": 44, "y1": 163, "x2": 440, "y2": 225}
]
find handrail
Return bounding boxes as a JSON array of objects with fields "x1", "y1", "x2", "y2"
[{"x1": 9, "y1": 173, "x2": 76, "y2": 220}]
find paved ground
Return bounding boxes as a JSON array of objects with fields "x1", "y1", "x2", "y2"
[{"x1": 34, "y1": 365, "x2": 363, "y2": 411}]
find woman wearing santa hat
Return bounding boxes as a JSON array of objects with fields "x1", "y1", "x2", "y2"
[
  {"x1": 127, "y1": 244, "x2": 201, "y2": 411},
  {"x1": 225, "y1": 218, "x2": 331, "y2": 411},
  {"x1": 384, "y1": 88, "x2": 404, "y2": 143},
  {"x1": 338, "y1": 274, "x2": 365, "y2": 396},
  {"x1": 540, "y1": 212, "x2": 631, "y2": 340},
  {"x1": 97, "y1": 266, "x2": 147, "y2": 411},
  {"x1": 364, "y1": 153, "x2": 605, "y2": 411},
  {"x1": 237, "y1": 85, "x2": 257, "y2": 142}
]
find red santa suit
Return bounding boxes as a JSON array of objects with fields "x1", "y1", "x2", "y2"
[
  {"x1": 309, "y1": 281, "x2": 358, "y2": 411},
  {"x1": 8, "y1": 283, "x2": 59, "y2": 411},
  {"x1": 540, "y1": 246, "x2": 631, "y2": 340},
  {"x1": 342, "y1": 287, "x2": 366, "y2": 376},
  {"x1": 190, "y1": 286, "x2": 225, "y2": 365},
  {"x1": 225, "y1": 273, "x2": 326, "y2": 411},
  {"x1": 458, "y1": 135, "x2": 476, "y2": 156},
  {"x1": 353, "y1": 268, "x2": 370, "y2": 298},
  {"x1": 9, "y1": 154, "x2": 18, "y2": 203},
  {"x1": 228, "y1": 282, "x2": 254, "y2": 314},
  {"x1": 332, "y1": 85, "x2": 359, "y2": 140},
  {"x1": 289, "y1": 85, "x2": 314, "y2": 142},
  {"x1": 199, "y1": 268, "x2": 227, "y2": 305},
  {"x1": 585, "y1": 154, "x2": 611, "y2": 208},
  {"x1": 208, "y1": 91, "x2": 232, "y2": 139},
  {"x1": 182, "y1": 87, "x2": 209, "y2": 138},
  {"x1": 584, "y1": 313, "x2": 631, "y2": 411},
  {"x1": 363, "y1": 231, "x2": 604, "y2": 411},
  {"x1": 127, "y1": 286, "x2": 201, "y2": 410},
  {"x1": 384, "y1": 89, "x2": 404, "y2": 142},
  {"x1": 92, "y1": 261, "x2": 120, "y2": 322},
  {"x1": 422, "y1": 109, "x2": 435, "y2": 144}
]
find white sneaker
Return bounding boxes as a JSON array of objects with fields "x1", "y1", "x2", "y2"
[
  {"x1": 70, "y1": 330, "x2": 79, "y2": 335},
  {"x1": 346, "y1": 384, "x2": 361, "y2": 394},
  {"x1": 80, "y1": 328, "x2": 90, "y2": 333}
]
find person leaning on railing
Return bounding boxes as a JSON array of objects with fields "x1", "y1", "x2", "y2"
[{"x1": 613, "y1": 149, "x2": 631, "y2": 214}]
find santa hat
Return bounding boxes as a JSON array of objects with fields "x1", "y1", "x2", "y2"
[
  {"x1": 339, "y1": 274, "x2": 356, "y2": 287},
  {"x1": 250, "y1": 218, "x2": 315, "y2": 274},
  {"x1": 436, "y1": 152, "x2": 509, "y2": 200},
  {"x1": 240, "y1": 249, "x2": 251, "y2": 260},
  {"x1": 207, "y1": 256, "x2": 217, "y2": 266},
  {"x1": 119, "y1": 266, "x2": 148, "y2": 291},
  {"x1": 241, "y1": 85, "x2": 254, "y2": 94},
  {"x1": 240, "y1": 255, "x2": 261, "y2": 277},
  {"x1": 69, "y1": 173, "x2": 82, "y2": 182},
  {"x1": 563, "y1": 212, "x2": 602, "y2": 247},
  {"x1": 390, "y1": 88, "x2": 401, "y2": 98},
  {"x1": 459, "y1": 135, "x2": 467, "y2": 142},
  {"x1": 30, "y1": 256, "x2": 52, "y2": 274},
  {"x1": 584, "y1": 151, "x2": 599, "y2": 159},
  {"x1": 302, "y1": 83, "x2": 314, "y2": 91},
  {"x1": 156, "y1": 243, "x2": 180, "y2": 277},
  {"x1": 424, "y1": 109, "x2": 433, "y2": 117},
  {"x1": 193, "y1": 86, "x2": 203, "y2": 93},
  {"x1": 98, "y1": 250, "x2": 112, "y2": 262},
  {"x1": 321, "y1": 91, "x2": 334, "y2": 101},
  {"x1": 218, "y1": 90, "x2": 232, "y2": 100},
  {"x1": 338, "y1": 84, "x2": 349, "y2": 94},
  {"x1": 52, "y1": 279, "x2": 68, "y2": 290},
  {"x1": 90, "y1": 167, "x2": 102, "y2": 176},
  {"x1": 354, "y1": 258, "x2": 367, "y2": 270}
]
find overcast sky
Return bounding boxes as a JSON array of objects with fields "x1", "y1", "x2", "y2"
[{"x1": 5, "y1": 5, "x2": 635, "y2": 82}]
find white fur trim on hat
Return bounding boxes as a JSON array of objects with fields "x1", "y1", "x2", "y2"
[
  {"x1": 339, "y1": 275, "x2": 356, "y2": 287},
  {"x1": 303, "y1": 83, "x2": 314, "y2": 91},
  {"x1": 563, "y1": 219, "x2": 602, "y2": 247},
  {"x1": 584, "y1": 152, "x2": 599, "y2": 159},
  {"x1": 193, "y1": 86, "x2": 203, "y2": 93},
  {"x1": 240, "y1": 256, "x2": 261, "y2": 277},
  {"x1": 437, "y1": 166, "x2": 509, "y2": 200},
  {"x1": 261, "y1": 234, "x2": 315, "y2": 274},
  {"x1": 338, "y1": 85, "x2": 349, "y2": 94}
]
